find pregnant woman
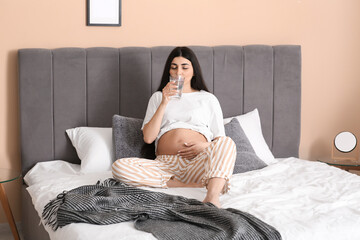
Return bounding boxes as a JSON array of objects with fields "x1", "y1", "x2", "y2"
[{"x1": 112, "y1": 47, "x2": 236, "y2": 207}]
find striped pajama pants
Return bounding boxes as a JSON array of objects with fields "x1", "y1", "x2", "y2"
[{"x1": 112, "y1": 136, "x2": 236, "y2": 193}]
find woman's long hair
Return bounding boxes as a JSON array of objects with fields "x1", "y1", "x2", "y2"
[{"x1": 157, "y1": 47, "x2": 209, "y2": 92}]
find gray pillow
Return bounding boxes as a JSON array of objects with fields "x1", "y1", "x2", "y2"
[
  {"x1": 225, "y1": 118, "x2": 267, "y2": 174},
  {"x1": 112, "y1": 115, "x2": 156, "y2": 160}
]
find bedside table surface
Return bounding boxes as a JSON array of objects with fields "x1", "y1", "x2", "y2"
[
  {"x1": 318, "y1": 159, "x2": 360, "y2": 167},
  {"x1": 0, "y1": 168, "x2": 21, "y2": 239},
  {"x1": 0, "y1": 169, "x2": 21, "y2": 184}
]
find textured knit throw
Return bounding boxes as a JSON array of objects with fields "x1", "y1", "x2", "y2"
[{"x1": 43, "y1": 179, "x2": 282, "y2": 240}]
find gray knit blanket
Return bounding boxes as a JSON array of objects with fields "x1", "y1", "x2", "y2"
[{"x1": 43, "y1": 178, "x2": 281, "y2": 240}]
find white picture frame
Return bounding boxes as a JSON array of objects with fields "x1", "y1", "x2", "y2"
[{"x1": 87, "y1": 0, "x2": 121, "y2": 26}]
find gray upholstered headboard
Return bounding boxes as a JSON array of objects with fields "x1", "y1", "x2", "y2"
[{"x1": 19, "y1": 45, "x2": 301, "y2": 175}]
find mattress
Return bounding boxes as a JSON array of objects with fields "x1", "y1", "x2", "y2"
[{"x1": 24, "y1": 158, "x2": 360, "y2": 240}]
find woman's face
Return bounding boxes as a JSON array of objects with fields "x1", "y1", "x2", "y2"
[{"x1": 169, "y1": 57, "x2": 194, "y2": 84}]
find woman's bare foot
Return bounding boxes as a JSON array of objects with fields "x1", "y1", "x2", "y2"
[
  {"x1": 167, "y1": 178, "x2": 203, "y2": 188},
  {"x1": 202, "y1": 194, "x2": 221, "y2": 208},
  {"x1": 202, "y1": 177, "x2": 226, "y2": 208}
]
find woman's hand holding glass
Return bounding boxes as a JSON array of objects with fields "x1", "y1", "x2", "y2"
[
  {"x1": 161, "y1": 81, "x2": 178, "y2": 104},
  {"x1": 177, "y1": 141, "x2": 211, "y2": 159}
]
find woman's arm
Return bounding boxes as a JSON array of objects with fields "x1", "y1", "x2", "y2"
[
  {"x1": 142, "y1": 102, "x2": 167, "y2": 143},
  {"x1": 142, "y1": 81, "x2": 177, "y2": 144}
]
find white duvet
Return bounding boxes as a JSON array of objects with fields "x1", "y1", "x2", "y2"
[{"x1": 25, "y1": 157, "x2": 360, "y2": 240}]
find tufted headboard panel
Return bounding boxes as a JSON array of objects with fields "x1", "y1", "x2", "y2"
[{"x1": 19, "y1": 45, "x2": 301, "y2": 175}]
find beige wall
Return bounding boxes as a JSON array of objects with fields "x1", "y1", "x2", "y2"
[{"x1": 1, "y1": 0, "x2": 360, "y2": 223}]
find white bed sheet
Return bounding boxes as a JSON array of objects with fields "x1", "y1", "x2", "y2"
[{"x1": 25, "y1": 157, "x2": 360, "y2": 240}]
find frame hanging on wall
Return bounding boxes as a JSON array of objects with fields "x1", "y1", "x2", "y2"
[{"x1": 87, "y1": 0, "x2": 121, "y2": 26}]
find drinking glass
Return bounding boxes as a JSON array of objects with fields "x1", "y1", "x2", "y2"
[{"x1": 169, "y1": 75, "x2": 184, "y2": 99}]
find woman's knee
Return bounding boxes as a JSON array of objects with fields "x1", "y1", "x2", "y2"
[
  {"x1": 112, "y1": 158, "x2": 137, "y2": 179},
  {"x1": 214, "y1": 136, "x2": 237, "y2": 162},
  {"x1": 216, "y1": 136, "x2": 236, "y2": 149},
  {"x1": 113, "y1": 158, "x2": 131, "y2": 169}
]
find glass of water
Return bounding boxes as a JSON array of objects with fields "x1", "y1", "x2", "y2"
[{"x1": 169, "y1": 75, "x2": 184, "y2": 99}]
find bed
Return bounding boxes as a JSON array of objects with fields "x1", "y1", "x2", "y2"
[{"x1": 18, "y1": 46, "x2": 360, "y2": 240}]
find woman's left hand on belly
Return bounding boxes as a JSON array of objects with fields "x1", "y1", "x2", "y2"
[{"x1": 177, "y1": 141, "x2": 211, "y2": 159}]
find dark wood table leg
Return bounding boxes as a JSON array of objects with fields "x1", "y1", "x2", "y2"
[{"x1": 0, "y1": 183, "x2": 20, "y2": 240}]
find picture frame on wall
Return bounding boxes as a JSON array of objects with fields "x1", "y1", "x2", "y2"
[{"x1": 87, "y1": 0, "x2": 121, "y2": 26}]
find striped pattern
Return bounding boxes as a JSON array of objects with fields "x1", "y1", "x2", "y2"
[
  {"x1": 112, "y1": 136, "x2": 236, "y2": 193},
  {"x1": 42, "y1": 179, "x2": 282, "y2": 240}
]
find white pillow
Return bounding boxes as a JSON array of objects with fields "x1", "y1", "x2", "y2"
[
  {"x1": 66, "y1": 127, "x2": 113, "y2": 173},
  {"x1": 224, "y1": 109, "x2": 277, "y2": 165}
]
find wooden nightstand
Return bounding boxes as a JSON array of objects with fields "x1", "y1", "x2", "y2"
[
  {"x1": 0, "y1": 169, "x2": 21, "y2": 240},
  {"x1": 318, "y1": 159, "x2": 360, "y2": 172}
]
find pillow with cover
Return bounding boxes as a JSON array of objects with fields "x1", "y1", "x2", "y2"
[
  {"x1": 112, "y1": 115, "x2": 156, "y2": 161},
  {"x1": 224, "y1": 109, "x2": 277, "y2": 165},
  {"x1": 224, "y1": 118, "x2": 267, "y2": 174},
  {"x1": 66, "y1": 127, "x2": 113, "y2": 173}
]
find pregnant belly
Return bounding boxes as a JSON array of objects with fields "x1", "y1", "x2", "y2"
[{"x1": 156, "y1": 129, "x2": 207, "y2": 155}]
